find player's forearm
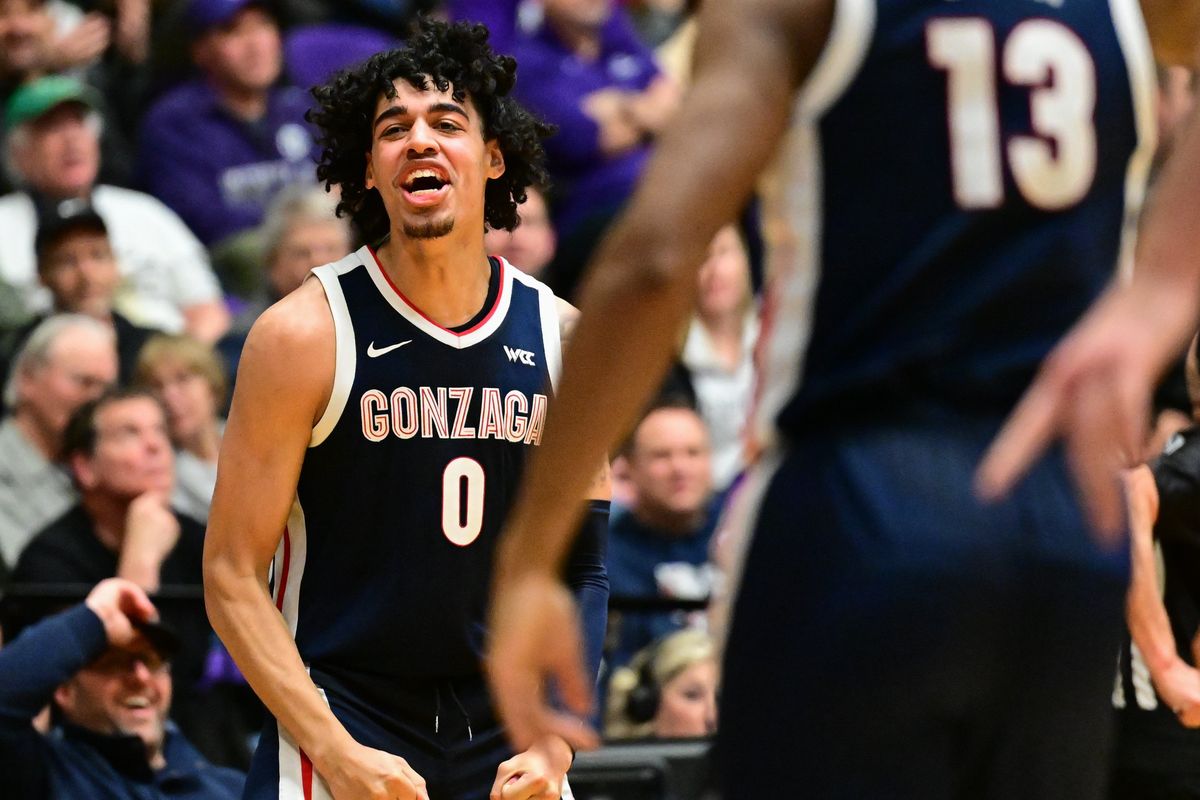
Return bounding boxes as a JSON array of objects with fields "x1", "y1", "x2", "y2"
[
  {"x1": 1131, "y1": 105, "x2": 1200, "y2": 366},
  {"x1": 204, "y1": 555, "x2": 355, "y2": 769},
  {"x1": 1140, "y1": 0, "x2": 1200, "y2": 65}
]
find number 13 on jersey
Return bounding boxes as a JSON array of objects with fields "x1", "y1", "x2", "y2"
[{"x1": 927, "y1": 17, "x2": 1097, "y2": 210}]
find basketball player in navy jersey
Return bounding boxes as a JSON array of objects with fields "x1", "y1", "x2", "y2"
[
  {"x1": 485, "y1": 0, "x2": 1200, "y2": 797},
  {"x1": 203, "y1": 20, "x2": 609, "y2": 800}
]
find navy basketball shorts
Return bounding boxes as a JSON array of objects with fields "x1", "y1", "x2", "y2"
[
  {"x1": 243, "y1": 671, "x2": 518, "y2": 800},
  {"x1": 717, "y1": 421, "x2": 1129, "y2": 800}
]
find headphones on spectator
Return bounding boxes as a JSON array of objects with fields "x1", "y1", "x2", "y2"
[{"x1": 625, "y1": 656, "x2": 661, "y2": 724}]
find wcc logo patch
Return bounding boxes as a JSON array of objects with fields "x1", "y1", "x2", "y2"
[{"x1": 503, "y1": 346, "x2": 536, "y2": 366}]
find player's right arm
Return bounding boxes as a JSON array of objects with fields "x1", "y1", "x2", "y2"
[
  {"x1": 1123, "y1": 464, "x2": 1200, "y2": 726},
  {"x1": 204, "y1": 280, "x2": 429, "y2": 800}
]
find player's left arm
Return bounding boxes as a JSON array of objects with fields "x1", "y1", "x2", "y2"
[
  {"x1": 555, "y1": 296, "x2": 612, "y2": 682},
  {"x1": 487, "y1": 300, "x2": 612, "y2": 797}
]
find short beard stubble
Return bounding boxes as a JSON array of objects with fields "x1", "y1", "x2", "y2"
[{"x1": 403, "y1": 218, "x2": 455, "y2": 239}]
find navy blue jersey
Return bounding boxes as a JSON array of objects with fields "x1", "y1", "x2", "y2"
[
  {"x1": 270, "y1": 246, "x2": 563, "y2": 686},
  {"x1": 754, "y1": 0, "x2": 1156, "y2": 443}
]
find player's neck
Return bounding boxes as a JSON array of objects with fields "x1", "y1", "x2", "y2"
[{"x1": 375, "y1": 233, "x2": 493, "y2": 329}]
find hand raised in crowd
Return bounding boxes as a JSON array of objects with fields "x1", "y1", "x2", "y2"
[
  {"x1": 490, "y1": 736, "x2": 572, "y2": 800},
  {"x1": 49, "y1": 12, "x2": 112, "y2": 71},
  {"x1": 119, "y1": 491, "x2": 181, "y2": 592},
  {"x1": 114, "y1": 0, "x2": 150, "y2": 64},
  {"x1": 84, "y1": 577, "x2": 159, "y2": 647},
  {"x1": 624, "y1": 75, "x2": 683, "y2": 137},
  {"x1": 318, "y1": 740, "x2": 430, "y2": 800}
]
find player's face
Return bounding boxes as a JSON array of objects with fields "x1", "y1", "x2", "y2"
[
  {"x1": 192, "y1": 6, "x2": 281, "y2": 93},
  {"x1": 483, "y1": 188, "x2": 556, "y2": 278},
  {"x1": 15, "y1": 104, "x2": 100, "y2": 197},
  {"x1": 56, "y1": 640, "x2": 171, "y2": 763},
  {"x1": 75, "y1": 397, "x2": 175, "y2": 499},
  {"x1": 653, "y1": 659, "x2": 718, "y2": 738},
  {"x1": 268, "y1": 218, "x2": 351, "y2": 296},
  {"x1": 696, "y1": 225, "x2": 751, "y2": 320},
  {"x1": 365, "y1": 78, "x2": 505, "y2": 242},
  {"x1": 142, "y1": 358, "x2": 218, "y2": 448},
  {"x1": 19, "y1": 327, "x2": 116, "y2": 436},
  {"x1": 38, "y1": 228, "x2": 119, "y2": 318},
  {"x1": 0, "y1": 0, "x2": 50, "y2": 74},
  {"x1": 629, "y1": 408, "x2": 713, "y2": 521}
]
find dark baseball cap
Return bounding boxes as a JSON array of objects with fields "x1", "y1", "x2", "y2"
[
  {"x1": 130, "y1": 617, "x2": 182, "y2": 660},
  {"x1": 34, "y1": 198, "x2": 108, "y2": 261},
  {"x1": 185, "y1": 0, "x2": 270, "y2": 36},
  {"x1": 5, "y1": 75, "x2": 101, "y2": 133}
]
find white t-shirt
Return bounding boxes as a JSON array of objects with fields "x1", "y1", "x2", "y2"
[
  {"x1": 681, "y1": 314, "x2": 759, "y2": 490},
  {"x1": 0, "y1": 185, "x2": 223, "y2": 332}
]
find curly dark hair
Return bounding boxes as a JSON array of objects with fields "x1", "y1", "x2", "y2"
[{"x1": 307, "y1": 18, "x2": 554, "y2": 244}]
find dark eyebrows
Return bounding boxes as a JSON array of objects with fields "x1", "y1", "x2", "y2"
[
  {"x1": 373, "y1": 105, "x2": 407, "y2": 129},
  {"x1": 429, "y1": 102, "x2": 468, "y2": 118},
  {"x1": 372, "y1": 101, "x2": 469, "y2": 131}
]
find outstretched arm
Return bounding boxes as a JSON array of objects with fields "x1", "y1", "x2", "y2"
[{"x1": 487, "y1": 0, "x2": 835, "y2": 751}]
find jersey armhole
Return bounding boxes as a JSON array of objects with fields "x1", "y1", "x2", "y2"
[
  {"x1": 797, "y1": 0, "x2": 876, "y2": 118},
  {"x1": 309, "y1": 262, "x2": 358, "y2": 447}
]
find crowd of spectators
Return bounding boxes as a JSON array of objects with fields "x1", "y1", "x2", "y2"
[
  {"x1": 5, "y1": 4, "x2": 1200, "y2": 798},
  {"x1": 0, "y1": 1, "x2": 729, "y2": 786}
]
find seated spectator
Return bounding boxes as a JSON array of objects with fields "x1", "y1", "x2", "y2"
[
  {"x1": 0, "y1": 75, "x2": 230, "y2": 340},
  {"x1": 484, "y1": 184, "x2": 557, "y2": 280},
  {"x1": 0, "y1": 314, "x2": 116, "y2": 571},
  {"x1": 227, "y1": 181, "x2": 351, "y2": 307},
  {"x1": 0, "y1": 577, "x2": 244, "y2": 798},
  {"x1": 509, "y1": 0, "x2": 680, "y2": 297},
  {"x1": 0, "y1": 0, "x2": 140, "y2": 188},
  {"x1": 605, "y1": 628, "x2": 717, "y2": 740},
  {"x1": 7, "y1": 387, "x2": 211, "y2": 745},
  {"x1": 137, "y1": 0, "x2": 318, "y2": 250},
  {"x1": 0, "y1": 199, "x2": 160, "y2": 386},
  {"x1": 218, "y1": 182, "x2": 353, "y2": 384},
  {"x1": 680, "y1": 224, "x2": 758, "y2": 491},
  {"x1": 608, "y1": 399, "x2": 720, "y2": 667},
  {"x1": 135, "y1": 335, "x2": 227, "y2": 522}
]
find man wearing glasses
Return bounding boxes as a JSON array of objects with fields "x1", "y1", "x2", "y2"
[{"x1": 0, "y1": 577, "x2": 243, "y2": 798}]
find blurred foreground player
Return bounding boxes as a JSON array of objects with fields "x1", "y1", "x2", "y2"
[
  {"x1": 487, "y1": 0, "x2": 1200, "y2": 798},
  {"x1": 203, "y1": 19, "x2": 609, "y2": 800}
]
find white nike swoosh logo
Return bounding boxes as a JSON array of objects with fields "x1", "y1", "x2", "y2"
[{"x1": 366, "y1": 340, "x2": 413, "y2": 357}]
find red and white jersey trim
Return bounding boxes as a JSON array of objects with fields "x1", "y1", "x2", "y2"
[{"x1": 363, "y1": 245, "x2": 515, "y2": 349}]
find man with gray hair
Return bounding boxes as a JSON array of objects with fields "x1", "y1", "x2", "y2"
[
  {"x1": 0, "y1": 75, "x2": 230, "y2": 342},
  {"x1": 0, "y1": 312, "x2": 116, "y2": 572}
]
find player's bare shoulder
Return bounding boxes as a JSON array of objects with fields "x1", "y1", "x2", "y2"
[{"x1": 236, "y1": 277, "x2": 336, "y2": 424}]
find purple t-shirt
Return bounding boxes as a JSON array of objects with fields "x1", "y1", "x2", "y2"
[
  {"x1": 137, "y1": 80, "x2": 319, "y2": 245},
  {"x1": 450, "y1": 2, "x2": 660, "y2": 238}
]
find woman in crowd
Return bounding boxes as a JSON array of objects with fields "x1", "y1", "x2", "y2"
[
  {"x1": 606, "y1": 628, "x2": 718, "y2": 739},
  {"x1": 134, "y1": 333, "x2": 226, "y2": 520},
  {"x1": 680, "y1": 224, "x2": 758, "y2": 491}
]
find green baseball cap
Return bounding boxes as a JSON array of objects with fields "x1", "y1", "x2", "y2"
[{"x1": 5, "y1": 76, "x2": 101, "y2": 133}]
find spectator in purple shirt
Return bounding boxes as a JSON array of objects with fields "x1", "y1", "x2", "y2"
[
  {"x1": 505, "y1": 0, "x2": 681, "y2": 297},
  {"x1": 136, "y1": 0, "x2": 317, "y2": 249}
]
